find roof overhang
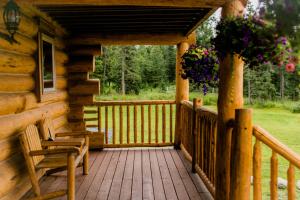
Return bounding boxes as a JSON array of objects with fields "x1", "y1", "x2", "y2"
[{"x1": 21, "y1": 0, "x2": 225, "y2": 45}]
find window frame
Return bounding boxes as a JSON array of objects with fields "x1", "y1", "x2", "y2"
[{"x1": 36, "y1": 32, "x2": 56, "y2": 102}]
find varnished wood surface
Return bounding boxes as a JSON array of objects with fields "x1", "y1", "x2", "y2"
[{"x1": 22, "y1": 148, "x2": 212, "y2": 200}]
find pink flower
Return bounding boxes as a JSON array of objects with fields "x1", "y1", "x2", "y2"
[
  {"x1": 203, "y1": 50, "x2": 209, "y2": 55},
  {"x1": 285, "y1": 63, "x2": 295, "y2": 73}
]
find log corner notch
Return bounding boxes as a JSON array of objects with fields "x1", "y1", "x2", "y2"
[
  {"x1": 215, "y1": 1, "x2": 248, "y2": 200},
  {"x1": 67, "y1": 44, "x2": 101, "y2": 131},
  {"x1": 174, "y1": 32, "x2": 196, "y2": 149}
]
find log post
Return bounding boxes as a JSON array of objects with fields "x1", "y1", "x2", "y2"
[
  {"x1": 230, "y1": 109, "x2": 252, "y2": 200},
  {"x1": 215, "y1": 1, "x2": 247, "y2": 199},
  {"x1": 192, "y1": 98, "x2": 202, "y2": 173},
  {"x1": 174, "y1": 32, "x2": 196, "y2": 148},
  {"x1": 174, "y1": 41, "x2": 189, "y2": 148}
]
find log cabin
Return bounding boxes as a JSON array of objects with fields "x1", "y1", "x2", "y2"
[{"x1": 0, "y1": 0, "x2": 299, "y2": 200}]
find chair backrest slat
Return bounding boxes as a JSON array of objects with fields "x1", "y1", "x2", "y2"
[
  {"x1": 39, "y1": 117, "x2": 56, "y2": 140},
  {"x1": 24, "y1": 124, "x2": 44, "y2": 165}
]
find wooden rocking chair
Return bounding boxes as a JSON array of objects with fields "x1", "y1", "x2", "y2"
[
  {"x1": 39, "y1": 117, "x2": 90, "y2": 175},
  {"x1": 20, "y1": 124, "x2": 85, "y2": 200}
]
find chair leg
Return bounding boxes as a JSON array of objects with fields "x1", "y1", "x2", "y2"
[
  {"x1": 67, "y1": 153, "x2": 76, "y2": 200},
  {"x1": 83, "y1": 151, "x2": 89, "y2": 175}
]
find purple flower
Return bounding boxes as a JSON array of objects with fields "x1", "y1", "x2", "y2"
[{"x1": 257, "y1": 54, "x2": 264, "y2": 61}]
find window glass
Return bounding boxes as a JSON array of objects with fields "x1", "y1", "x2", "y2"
[{"x1": 42, "y1": 40, "x2": 54, "y2": 90}]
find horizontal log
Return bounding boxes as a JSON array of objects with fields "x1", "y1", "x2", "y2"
[
  {"x1": 0, "y1": 28, "x2": 37, "y2": 55},
  {"x1": 0, "y1": 93, "x2": 36, "y2": 115},
  {"x1": 69, "y1": 45, "x2": 102, "y2": 56},
  {"x1": 68, "y1": 33, "x2": 197, "y2": 46},
  {"x1": 69, "y1": 105, "x2": 84, "y2": 121},
  {"x1": 69, "y1": 95, "x2": 94, "y2": 105},
  {"x1": 41, "y1": 90, "x2": 68, "y2": 103},
  {"x1": 0, "y1": 74, "x2": 34, "y2": 92},
  {"x1": 67, "y1": 55, "x2": 95, "y2": 73},
  {"x1": 0, "y1": 91, "x2": 67, "y2": 116},
  {"x1": 68, "y1": 72, "x2": 89, "y2": 81},
  {"x1": 0, "y1": 11, "x2": 38, "y2": 38},
  {"x1": 53, "y1": 115, "x2": 68, "y2": 130},
  {"x1": 56, "y1": 76, "x2": 67, "y2": 89},
  {"x1": 55, "y1": 49, "x2": 69, "y2": 64},
  {"x1": 0, "y1": 135, "x2": 19, "y2": 162},
  {"x1": 68, "y1": 121, "x2": 86, "y2": 131},
  {"x1": 87, "y1": 99, "x2": 176, "y2": 106},
  {"x1": 0, "y1": 169, "x2": 44, "y2": 200},
  {"x1": 55, "y1": 38, "x2": 66, "y2": 50},
  {"x1": 0, "y1": 50, "x2": 36, "y2": 74},
  {"x1": 0, "y1": 101, "x2": 68, "y2": 140},
  {"x1": 0, "y1": 153, "x2": 27, "y2": 198},
  {"x1": 56, "y1": 65, "x2": 67, "y2": 76},
  {"x1": 253, "y1": 126, "x2": 300, "y2": 168},
  {"x1": 69, "y1": 79, "x2": 99, "y2": 95}
]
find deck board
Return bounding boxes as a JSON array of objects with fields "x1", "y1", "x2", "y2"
[{"x1": 22, "y1": 148, "x2": 212, "y2": 200}]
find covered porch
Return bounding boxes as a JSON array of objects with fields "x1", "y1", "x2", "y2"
[
  {"x1": 22, "y1": 148, "x2": 213, "y2": 200},
  {"x1": 0, "y1": 0, "x2": 299, "y2": 200}
]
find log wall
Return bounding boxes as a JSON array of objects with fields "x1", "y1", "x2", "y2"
[{"x1": 0, "y1": 4, "x2": 69, "y2": 200}]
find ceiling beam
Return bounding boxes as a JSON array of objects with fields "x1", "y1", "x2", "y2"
[
  {"x1": 28, "y1": 0, "x2": 225, "y2": 8},
  {"x1": 67, "y1": 33, "x2": 196, "y2": 46}
]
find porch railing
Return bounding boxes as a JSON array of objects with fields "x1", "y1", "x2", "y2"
[
  {"x1": 252, "y1": 125, "x2": 300, "y2": 200},
  {"x1": 180, "y1": 100, "x2": 217, "y2": 196},
  {"x1": 84, "y1": 100, "x2": 176, "y2": 147},
  {"x1": 179, "y1": 99, "x2": 300, "y2": 199}
]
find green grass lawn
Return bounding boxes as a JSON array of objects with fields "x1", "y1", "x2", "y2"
[{"x1": 89, "y1": 90, "x2": 300, "y2": 199}]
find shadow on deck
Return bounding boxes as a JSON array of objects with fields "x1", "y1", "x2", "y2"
[{"x1": 22, "y1": 148, "x2": 213, "y2": 200}]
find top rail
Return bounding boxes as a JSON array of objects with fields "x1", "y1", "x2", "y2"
[
  {"x1": 253, "y1": 125, "x2": 300, "y2": 169},
  {"x1": 86, "y1": 100, "x2": 176, "y2": 106}
]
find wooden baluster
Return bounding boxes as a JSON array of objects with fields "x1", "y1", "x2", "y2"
[
  {"x1": 192, "y1": 98, "x2": 202, "y2": 173},
  {"x1": 141, "y1": 105, "x2": 144, "y2": 144},
  {"x1": 253, "y1": 139, "x2": 262, "y2": 200},
  {"x1": 162, "y1": 104, "x2": 166, "y2": 144},
  {"x1": 98, "y1": 106, "x2": 101, "y2": 135},
  {"x1": 200, "y1": 117, "x2": 204, "y2": 170},
  {"x1": 112, "y1": 105, "x2": 116, "y2": 144},
  {"x1": 119, "y1": 106, "x2": 123, "y2": 144},
  {"x1": 134, "y1": 105, "x2": 137, "y2": 144},
  {"x1": 170, "y1": 104, "x2": 173, "y2": 143},
  {"x1": 287, "y1": 163, "x2": 295, "y2": 200},
  {"x1": 127, "y1": 105, "x2": 130, "y2": 144},
  {"x1": 105, "y1": 106, "x2": 108, "y2": 144},
  {"x1": 148, "y1": 105, "x2": 152, "y2": 144},
  {"x1": 271, "y1": 151, "x2": 278, "y2": 200},
  {"x1": 155, "y1": 104, "x2": 159, "y2": 143}
]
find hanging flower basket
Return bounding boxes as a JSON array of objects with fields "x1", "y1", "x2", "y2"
[
  {"x1": 181, "y1": 46, "x2": 219, "y2": 94},
  {"x1": 211, "y1": 16, "x2": 295, "y2": 70}
]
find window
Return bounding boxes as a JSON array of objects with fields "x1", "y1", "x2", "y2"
[{"x1": 36, "y1": 33, "x2": 56, "y2": 101}]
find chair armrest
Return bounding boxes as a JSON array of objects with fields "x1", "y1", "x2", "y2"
[
  {"x1": 55, "y1": 131, "x2": 92, "y2": 137},
  {"x1": 29, "y1": 147, "x2": 80, "y2": 156},
  {"x1": 41, "y1": 138, "x2": 84, "y2": 147}
]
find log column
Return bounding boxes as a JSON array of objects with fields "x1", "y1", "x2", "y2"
[
  {"x1": 67, "y1": 45, "x2": 101, "y2": 131},
  {"x1": 174, "y1": 42, "x2": 189, "y2": 148},
  {"x1": 215, "y1": 1, "x2": 247, "y2": 199}
]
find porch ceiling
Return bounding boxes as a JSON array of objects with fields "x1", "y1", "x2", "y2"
[{"x1": 37, "y1": 6, "x2": 213, "y2": 36}]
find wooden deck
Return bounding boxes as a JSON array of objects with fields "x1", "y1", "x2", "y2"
[{"x1": 22, "y1": 148, "x2": 213, "y2": 200}]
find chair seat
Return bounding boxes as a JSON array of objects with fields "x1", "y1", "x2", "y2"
[{"x1": 35, "y1": 145, "x2": 89, "y2": 169}]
